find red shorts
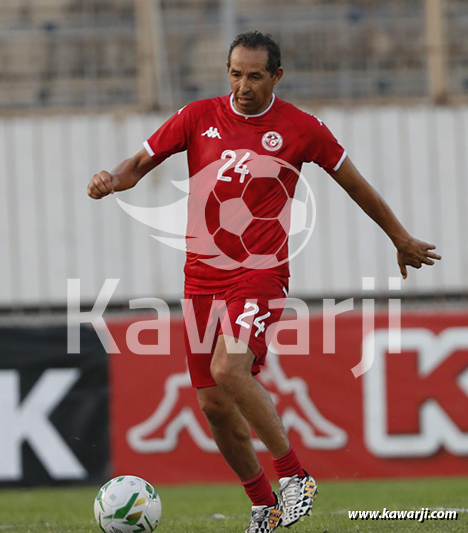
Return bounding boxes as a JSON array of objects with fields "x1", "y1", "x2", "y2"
[{"x1": 183, "y1": 274, "x2": 288, "y2": 388}]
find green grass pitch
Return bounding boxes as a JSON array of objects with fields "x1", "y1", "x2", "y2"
[{"x1": 0, "y1": 478, "x2": 467, "y2": 532}]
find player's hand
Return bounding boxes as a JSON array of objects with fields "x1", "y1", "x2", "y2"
[
  {"x1": 87, "y1": 170, "x2": 118, "y2": 199},
  {"x1": 396, "y1": 238, "x2": 442, "y2": 279}
]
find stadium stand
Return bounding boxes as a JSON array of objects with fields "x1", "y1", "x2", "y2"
[
  {"x1": 1, "y1": 0, "x2": 468, "y2": 111},
  {"x1": 0, "y1": 0, "x2": 137, "y2": 109}
]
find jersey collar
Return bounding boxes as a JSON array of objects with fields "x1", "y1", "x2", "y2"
[{"x1": 229, "y1": 93, "x2": 276, "y2": 120}]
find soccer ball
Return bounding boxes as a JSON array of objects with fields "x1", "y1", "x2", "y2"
[{"x1": 94, "y1": 476, "x2": 161, "y2": 533}]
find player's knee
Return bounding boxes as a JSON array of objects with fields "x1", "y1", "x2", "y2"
[
  {"x1": 198, "y1": 394, "x2": 229, "y2": 425},
  {"x1": 210, "y1": 358, "x2": 245, "y2": 392},
  {"x1": 210, "y1": 359, "x2": 229, "y2": 389},
  {"x1": 211, "y1": 337, "x2": 252, "y2": 392}
]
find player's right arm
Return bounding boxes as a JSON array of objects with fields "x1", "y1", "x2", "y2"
[
  {"x1": 87, "y1": 148, "x2": 157, "y2": 200},
  {"x1": 88, "y1": 102, "x2": 193, "y2": 199}
]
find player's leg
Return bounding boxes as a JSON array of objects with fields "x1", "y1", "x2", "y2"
[
  {"x1": 211, "y1": 334, "x2": 290, "y2": 458},
  {"x1": 185, "y1": 292, "x2": 265, "y2": 477},
  {"x1": 211, "y1": 274, "x2": 318, "y2": 527},
  {"x1": 185, "y1": 286, "x2": 311, "y2": 530},
  {"x1": 196, "y1": 384, "x2": 259, "y2": 481},
  {"x1": 212, "y1": 335, "x2": 317, "y2": 528},
  {"x1": 185, "y1": 292, "x2": 281, "y2": 529},
  {"x1": 197, "y1": 383, "x2": 282, "y2": 532}
]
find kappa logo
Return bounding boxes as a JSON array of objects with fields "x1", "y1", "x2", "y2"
[
  {"x1": 262, "y1": 131, "x2": 283, "y2": 151},
  {"x1": 363, "y1": 327, "x2": 468, "y2": 458},
  {"x1": 201, "y1": 126, "x2": 222, "y2": 139},
  {"x1": 127, "y1": 352, "x2": 347, "y2": 453}
]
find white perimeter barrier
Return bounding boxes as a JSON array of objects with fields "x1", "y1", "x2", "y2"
[{"x1": 0, "y1": 105, "x2": 467, "y2": 306}]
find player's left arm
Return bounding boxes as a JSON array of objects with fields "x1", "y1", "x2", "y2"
[{"x1": 330, "y1": 155, "x2": 441, "y2": 279}]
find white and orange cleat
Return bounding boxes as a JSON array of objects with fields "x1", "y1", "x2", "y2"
[
  {"x1": 278, "y1": 471, "x2": 318, "y2": 527},
  {"x1": 245, "y1": 495, "x2": 283, "y2": 532}
]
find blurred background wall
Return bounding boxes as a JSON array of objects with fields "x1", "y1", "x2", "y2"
[{"x1": 0, "y1": 0, "x2": 467, "y2": 308}]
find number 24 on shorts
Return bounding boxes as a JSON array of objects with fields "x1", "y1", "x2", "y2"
[{"x1": 235, "y1": 302, "x2": 272, "y2": 337}]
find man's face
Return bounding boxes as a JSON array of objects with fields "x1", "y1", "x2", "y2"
[{"x1": 227, "y1": 45, "x2": 283, "y2": 115}]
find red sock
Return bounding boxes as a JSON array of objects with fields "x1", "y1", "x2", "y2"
[
  {"x1": 272, "y1": 446, "x2": 304, "y2": 479},
  {"x1": 241, "y1": 468, "x2": 276, "y2": 507}
]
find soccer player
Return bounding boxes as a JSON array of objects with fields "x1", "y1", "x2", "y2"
[{"x1": 88, "y1": 31, "x2": 441, "y2": 532}]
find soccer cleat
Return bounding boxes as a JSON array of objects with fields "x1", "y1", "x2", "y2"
[
  {"x1": 245, "y1": 495, "x2": 283, "y2": 533},
  {"x1": 278, "y1": 471, "x2": 318, "y2": 527}
]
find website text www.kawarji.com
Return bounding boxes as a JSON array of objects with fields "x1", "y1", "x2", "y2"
[{"x1": 348, "y1": 508, "x2": 458, "y2": 523}]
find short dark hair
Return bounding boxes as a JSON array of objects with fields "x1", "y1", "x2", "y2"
[{"x1": 227, "y1": 31, "x2": 281, "y2": 76}]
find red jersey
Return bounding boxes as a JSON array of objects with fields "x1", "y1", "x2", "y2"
[{"x1": 144, "y1": 94, "x2": 346, "y2": 294}]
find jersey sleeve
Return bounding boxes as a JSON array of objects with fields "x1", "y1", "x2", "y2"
[
  {"x1": 143, "y1": 106, "x2": 189, "y2": 165},
  {"x1": 302, "y1": 114, "x2": 347, "y2": 173}
]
